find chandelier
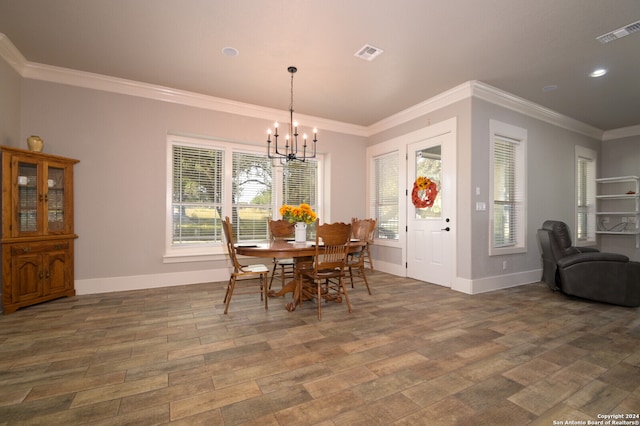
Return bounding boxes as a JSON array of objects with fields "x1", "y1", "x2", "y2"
[{"x1": 267, "y1": 66, "x2": 317, "y2": 163}]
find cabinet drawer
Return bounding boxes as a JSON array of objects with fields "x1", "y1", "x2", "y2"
[{"x1": 10, "y1": 241, "x2": 70, "y2": 256}]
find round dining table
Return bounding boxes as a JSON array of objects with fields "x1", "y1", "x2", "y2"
[{"x1": 235, "y1": 239, "x2": 363, "y2": 311}]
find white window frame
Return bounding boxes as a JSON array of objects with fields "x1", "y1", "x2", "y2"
[
  {"x1": 164, "y1": 134, "x2": 323, "y2": 263},
  {"x1": 489, "y1": 120, "x2": 527, "y2": 256},
  {"x1": 370, "y1": 151, "x2": 400, "y2": 242},
  {"x1": 366, "y1": 140, "x2": 403, "y2": 248},
  {"x1": 575, "y1": 145, "x2": 597, "y2": 246}
]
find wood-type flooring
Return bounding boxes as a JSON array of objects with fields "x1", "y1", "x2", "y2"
[{"x1": 1, "y1": 271, "x2": 639, "y2": 425}]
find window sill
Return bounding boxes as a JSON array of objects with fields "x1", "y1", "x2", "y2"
[
  {"x1": 163, "y1": 252, "x2": 228, "y2": 264},
  {"x1": 371, "y1": 239, "x2": 400, "y2": 248},
  {"x1": 490, "y1": 246, "x2": 526, "y2": 256}
]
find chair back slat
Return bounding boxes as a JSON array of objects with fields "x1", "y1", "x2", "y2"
[
  {"x1": 268, "y1": 219, "x2": 295, "y2": 240},
  {"x1": 351, "y1": 218, "x2": 370, "y2": 241},
  {"x1": 364, "y1": 218, "x2": 376, "y2": 243},
  {"x1": 314, "y1": 222, "x2": 351, "y2": 271}
]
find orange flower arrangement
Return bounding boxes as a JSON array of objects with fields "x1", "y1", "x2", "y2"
[{"x1": 279, "y1": 203, "x2": 317, "y2": 224}]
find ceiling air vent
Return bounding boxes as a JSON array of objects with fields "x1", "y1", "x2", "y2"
[
  {"x1": 355, "y1": 44, "x2": 384, "y2": 61},
  {"x1": 596, "y1": 19, "x2": 640, "y2": 43}
]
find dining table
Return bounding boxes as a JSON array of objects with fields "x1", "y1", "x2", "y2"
[{"x1": 235, "y1": 239, "x2": 363, "y2": 311}]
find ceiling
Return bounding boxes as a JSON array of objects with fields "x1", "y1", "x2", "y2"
[{"x1": 1, "y1": 0, "x2": 640, "y2": 131}]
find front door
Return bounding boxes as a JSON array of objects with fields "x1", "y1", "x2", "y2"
[{"x1": 406, "y1": 130, "x2": 456, "y2": 286}]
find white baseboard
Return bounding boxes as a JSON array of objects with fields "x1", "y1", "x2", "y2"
[
  {"x1": 75, "y1": 268, "x2": 231, "y2": 295},
  {"x1": 75, "y1": 266, "x2": 542, "y2": 297},
  {"x1": 369, "y1": 260, "x2": 406, "y2": 277},
  {"x1": 453, "y1": 269, "x2": 541, "y2": 294}
]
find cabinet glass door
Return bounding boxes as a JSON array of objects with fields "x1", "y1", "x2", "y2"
[
  {"x1": 47, "y1": 165, "x2": 66, "y2": 232},
  {"x1": 17, "y1": 160, "x2": 41, "y2": 234}
]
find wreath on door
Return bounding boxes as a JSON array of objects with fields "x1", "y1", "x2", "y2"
[{"x1": 411, "y1": 176, "x2": 438, "y2": 208}]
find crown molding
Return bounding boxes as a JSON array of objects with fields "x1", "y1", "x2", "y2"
[
  {"x1": 470, "y1": 81, "x2": 603, "y2": 140},
  {"x1": 361, "y1": 80, "x2": 607, "y2": 141},
  {"x1": 0, "y1": 33, "x2": 26, "y2": 75},
  {"x1": 21, "y1": 61, "x2": 369, "y2": 137},
  {"x1": 3, "y1": 32, "x2": 633, "y2": 141},
  {"x1": 602, "y1": 125, "x2": 640, "y2": 141},
  {"x1": 366, "y1": 81, "x2": 473, "y2": 136}
]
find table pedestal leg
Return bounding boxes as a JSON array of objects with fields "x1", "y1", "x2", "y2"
[{"x1": 283, "y1": 257, "x2": 313, "y2": 311}]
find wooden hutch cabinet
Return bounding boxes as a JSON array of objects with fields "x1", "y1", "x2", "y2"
[{"x1": 1, "y1": 146, "x2": 79, "y2": 314}]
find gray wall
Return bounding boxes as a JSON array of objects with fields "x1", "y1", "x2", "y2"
[
  {"x1": 0, "y1": 55, "x2": 21, "y2": 146},
  {"x1": 469, "y1": 99, "x2": 601, "y2": 280},
  {"x1": 4, "y1": 51, "x2": 638, "y2": 294},
  {"x1": 600, "y1": 135, "x2": 640, "y2": 260},
  {"x1": 367, "y1": 99, "x2": 473, "y2": 280},
  {"x1": 366, "y1": 95, "x2": 603, "y2": 291},
  {"x1": 18, "y1": 78, "x2": 367, "y2": 286}
]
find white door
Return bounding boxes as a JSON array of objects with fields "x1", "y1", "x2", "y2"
[{"x1": 406, "y1": 131, "x2": 456, "y2": 286}]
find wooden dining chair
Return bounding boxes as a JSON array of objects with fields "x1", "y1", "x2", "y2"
[
  {"x1": 347, "y1": 218, "x2": 372, "y2": 294},
  {"x1": 267, "y1": 219, "x2": 295, "y2": 291},
  {"x1": 299, "y1": 221, "x2": 352, "y2": 320},
  {"x1": 221, "y1": 216, "x2": 269, "y2": 314}
]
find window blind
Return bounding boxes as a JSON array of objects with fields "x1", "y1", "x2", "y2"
[
  {"x1": 576, "y1": 155, "x2": 595, "y2": 241},
  {"x1": 372, "y1": 152, "x2": 399, "y2": 240},
  {"x1": 172, "y1": 145, "x2": 224, "y2": 245},
  {"x1": 232, "y1": 152, "x2": 273, "y2": 241},
  {"x1": 282, "y1": 160, "x2": 318, "y2": 208},
  {"x1": 168, "y1": 136, "x2": 323, "y2": 256},
  {"x1": 493, "y1": 137, "x2": 520, "y2": 247}
]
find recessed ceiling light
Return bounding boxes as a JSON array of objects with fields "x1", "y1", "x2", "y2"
[
  {"x1": 222, "y1": 47, "x2": 239, "y2": 57},
  {"x1": 589, "y1": 68, "x2": 607, "y2": 78}
]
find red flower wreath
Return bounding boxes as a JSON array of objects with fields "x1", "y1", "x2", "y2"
[{"x1": 412, "y1": 176, "x2": 438, "y2": 208}]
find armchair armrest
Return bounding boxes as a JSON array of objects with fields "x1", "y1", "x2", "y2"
[{"x1": 575, "y1": 247, "x2": 599, "y2": 254}]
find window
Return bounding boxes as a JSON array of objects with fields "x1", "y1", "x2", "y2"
[
  {"x1": 489, "y1": 120, "x2": 527, "y2": 255},
  {"x1": 231, "y1": 152, "x2": 273, "y2": 242},
  {"x1": 575, "y1": 146, "x2": 596, "y2": 244},
  {"x1": 171, "y1": 144, "x2": 224, "y2": 247},
  {"x1": 371, "y1": 152, "x2": 399, "y2": 240},
  {"x1": 167, "y1": 136, "x2": 321, "y2": 260}
]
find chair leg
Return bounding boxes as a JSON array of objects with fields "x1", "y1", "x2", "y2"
[
  {"x1": 269, "y1": 260, "x2": 277, "y2": 290},
  {"x1": 339, "y1": 276, "x2": 353, "y2": 314},
  {"x1": 360, "y1": 265, "x2": 371, "y2": 295},
  {"x1": 365, "y1": 246, "x2": 374, "y2": 271},
  {"x1": 348, "y1": 265, "x2": 355, "y2": 288},
  {"x1": 316, "y1": 279, "x2": 322, "y2": 320},
  {"x1": 224, "y1": 276, "x2": 237, "y2": 314},
  {"x1": 223, "y1": 276, "x2": 233, "y2": 303},
  {"x1": 262, "y1": 273, "x2": 268, "y2": 310}
]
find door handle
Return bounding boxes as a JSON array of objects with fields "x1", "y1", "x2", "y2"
[{"x1": 441, "y1": 227, "x2": 450, "y2": 232}]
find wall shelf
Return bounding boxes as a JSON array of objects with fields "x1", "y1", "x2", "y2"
[{"x1": 596, "y1": 176, "x2": 640, "y2": 248}]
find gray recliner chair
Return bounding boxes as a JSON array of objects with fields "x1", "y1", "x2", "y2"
[{"x1": 537, "y1": 220, "x2": 640, "y2": 307}]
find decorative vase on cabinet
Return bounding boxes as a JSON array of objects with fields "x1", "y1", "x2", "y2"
[
  {"x1": 1, "y1": 146, "x2": 79, "y2": 314},
  {"x1": 26, "y1": 135, "x2": 44, "y2": 152}
]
